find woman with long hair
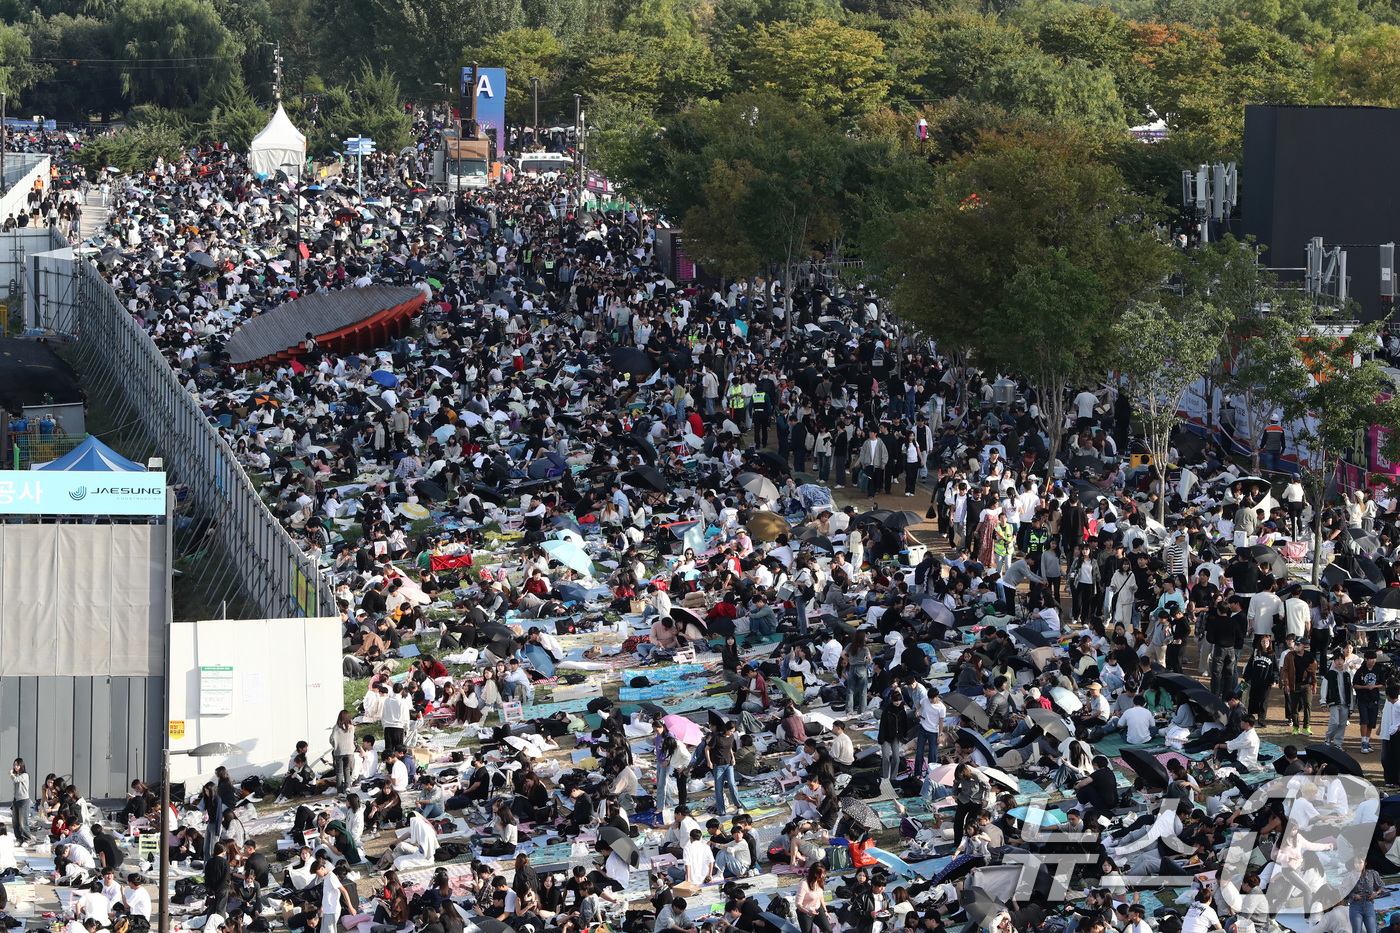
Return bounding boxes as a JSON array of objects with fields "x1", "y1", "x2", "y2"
[
  {"x1": 9, "y1": 759, "x2": 31, "y2": 843},
  {"x1": 846, "y1": 631, "x2": 871, "y2": 715},
  {"x1": 796, "y1": 863, "x2": 832, "y2": 933},
  {"x1": 330, "y1": 709, "x2": 356, "y2": 794}
]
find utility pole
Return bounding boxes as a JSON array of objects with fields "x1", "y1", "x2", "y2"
[
  {"x1": 532, "y1": 77, "x2": 539, "y2": 138},
  {"x1": 574, "y1": 93, "x2": 582, "y2": 206},
  {"x1": 2, "y1": 92, "x2": 7, "y2": 196},
  {"x1": 466, "y1": 62, "x2": 479, "y2": 139},
  {"x1": 272, "y1": 41, "x2": 283, "y2": 101}
]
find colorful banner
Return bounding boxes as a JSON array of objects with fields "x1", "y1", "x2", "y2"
[{"x1": 461, "y1": 67, "x2": 507, "y2": 157}]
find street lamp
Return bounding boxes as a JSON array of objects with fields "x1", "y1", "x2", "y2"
[
  {"x1": 159, "y1": 743, "x2": 247, "y2": 933},
  {"x1": 532, "y1": 77, "x2": 539, "y2": 138}
]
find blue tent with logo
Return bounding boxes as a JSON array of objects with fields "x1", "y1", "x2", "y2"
[{"x1": 34, "y1": 436, "x2": 146, "y2": 472}]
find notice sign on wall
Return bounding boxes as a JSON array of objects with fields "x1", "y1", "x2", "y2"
[
  {"x1": 200, "y1": 665, "x2": 235, "y2": 714},
  {"x1": 168, "y1": 720, "x2": 185, "y2": 739}
]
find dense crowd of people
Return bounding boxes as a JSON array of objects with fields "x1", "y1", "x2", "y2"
[{"x1": 10, "y1": 115, "x2": 1400, "y2": 933}]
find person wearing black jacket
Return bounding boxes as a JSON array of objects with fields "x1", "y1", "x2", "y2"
[
  {"x1": 846, "y1": 874, "x2": 889, "y2": 933},
  {"x1": 878, "y1": 692, "x2": 909, "y2": 782},
  {"x1": 722, "y1": 893, "x2": 763, "y2": 933},
  {"x1": 1242, "y1": 635, "x2": 1278, "y2": 723},
  {"x1": 1075, "y1": 756, "x2": 1118, "y2": 816},
  {"x1": 562, "y1": 785, "x2": 594, "y2": 836},
  {"x1": 203, "y1": 840, "x2": 233, "y2": 920},
  {"x1": 1205, "y1": 595, "x2": 1247, "y2": 696},
  {"x1": 241, "y1": 840, "x2": 271, "y2": 888}
]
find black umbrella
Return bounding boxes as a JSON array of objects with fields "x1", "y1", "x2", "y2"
[
  {"x1": 1025, "y1": 708, "x2": 1070, "y2": 743},
  {"x1": 707, "y1": 709, "x2": 733, "y2": 730},
  {"x1": 1349, "y1": 527, "x2": 1383, "y2": 553},
  {"x1": 598, "y1": 825, "x2": 640, "y2": 867},
  {"x1": 1303, "y1": 743, "x2": 1362, "y2": 776},
  {"x1": 1322, "y1": 564, "x2": 1350, "y2": 589},
  {"x1": 945, "y1": 693, "x2": 990, "y2": 731},
  {"x1": 755, "y1": 450, "x2": 789, "y2": 473},
  {"x1": 1246, "y1": 544, "x2": 1288, "y2": 578},
  {"x1": 1009, "y1": 625, "x2": 1050, "y2": 649},
  {"x1": 1182, "y1": 684, "x2": 1229, "y2": 724},
  {"x1": 527, "y1": 459, "x2": 555, "y2": 479},
  {"x1": 472, "y1": 920, "x2": 512, "y2": 933},
  {"x1": 1374, "y1": 587, "x2": 1400, "y2": 610},
  {"x1": 608, "y1": 347, "x2": 656, "y2": 376},
  {"x1": 1152, "y1": 671, "x2": 1199, "y2": 703},
  {"x1": 415, "y1": 480, "x2": 446, "y2": 501},
  {"x1": 1068, "y1": 455, "x2": 1105, "y2": 477},
  {"x1": 186, "y1": 250, "x2": 216, "y2": 268},
  {"x1": 839, "y1": 796, "x2": 884, "y2": 831},
  {"x1": 852, "y1": 510, "x2": 893, "y2": 529},
  {"x1": 883, "y1": 510, "x2": 924, "y2": 530},
  {"x1": 956, "y1": 728, "x2": 996, "y2": 769},
  {"x1": 798, "y1": 534, "x2": 834, "y2": 552},
  {"x1": 1354, "y1": 555, "x2": 1387, "y2": 587},
  {"x1": 622, "y1": 465, "x2": 667, "y2": 493},
  {"x1": 1120, "y1": 747, "x2": 1169, "y2": 790},
  {"x1": 1344, "y1": 578, "x2": 1381, "y2": 601},
  {"x1": 472, "y1": 484, "x2": 508, "y2": 505},
  {"x1": 616, "y1": 434, "x2": 658, "y2": 465}
]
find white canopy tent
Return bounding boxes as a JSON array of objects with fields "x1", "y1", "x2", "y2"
[{"x1": 248, "y1": 104, "x2": 307, "y2": 182}]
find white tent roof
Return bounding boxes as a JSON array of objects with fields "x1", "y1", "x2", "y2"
[{"x1": 249, "y1": 104, "x2": 307, "y2": 182}]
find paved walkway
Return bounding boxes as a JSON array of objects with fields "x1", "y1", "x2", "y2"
[{"x1": 74, "y1": 184, "x2": 110, "y2": 241}]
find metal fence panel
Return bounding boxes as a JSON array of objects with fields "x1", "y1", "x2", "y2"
[{"x1": 64, "y1": 252, "x2": 333, "y2": 621}]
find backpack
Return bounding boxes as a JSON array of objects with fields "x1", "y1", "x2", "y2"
[{"x1": 824, "y1": 844, "x2": 852, "y2": 872}]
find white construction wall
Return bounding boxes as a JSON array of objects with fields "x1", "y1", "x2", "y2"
[{"x1": 166, "y1": 617, "x2": 343, "y2": 784}]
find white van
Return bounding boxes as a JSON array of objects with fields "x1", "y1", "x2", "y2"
[{"x1": 516, "y1": 152, "x2": 573, "y2": 180}]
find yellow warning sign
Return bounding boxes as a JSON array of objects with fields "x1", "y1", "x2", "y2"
[{"x1": 168, "y1": 720, "x2": 185, "y2": 739}]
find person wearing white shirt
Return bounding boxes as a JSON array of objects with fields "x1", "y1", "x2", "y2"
[
  {"x1": 74, "y1": 882, "x2": 111, "y2": 926},
  {"x1": 1216, "y1": 715, "x2": 1262, "y2": 771},
  {"x1": 681, "y1": 830, "x2": 715, "y2": 885},
  {"x1": 1123, "y1": 905, "x2": 1154, "y2": 933},
  {"x1": 1179, "y1": 890, "x2": 1222, "y2": 933},
  {"x1": 829, "y1": 722, "x2": 855, "y2": 766},
  {"x1": 603, "y1": 848, "x2": 631, "y2": 895},
  {"x1": 1247, "y1": 587, "x2": 1284, "y2": 639},
  {"x1": 1110, "y1": 696, "x2": 1157, "y2": 745},
  {"x1": 1289, "y1": 790, "x2": 1321, "y2": 831},
  {"x1": 820, "y1": 636, "x2": 842, "y2": 671},
  {"x1": 388, "y1": 752, "x2": 410, "y2": 794},
  {"x1": 663, "y1": 810, "x2": 702, "y2": 855},
  {"x1": 123, "y1": 875, "x2": 153, "y2": 919},
  {"x1": 1073, "y1": 390, "x2": 1099, "y2": 425}
]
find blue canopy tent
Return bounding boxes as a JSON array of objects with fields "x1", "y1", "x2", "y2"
[{"x1": 34, "y1": 436, "x2": 146, "y2": 472}]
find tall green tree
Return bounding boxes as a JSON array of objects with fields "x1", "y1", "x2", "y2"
[
  {"x1": 1111, "y1": 299, "x2": 1222, "y2": 524},
  {"x1": 966, "y1": 54, "x2": 1127, "y2": 130},
  {"x1": 889, "y1": 132, "x2": 1168, "y2": 467},
  {"x1": 110, "y1": 0, "x2": 240, "y2": 109},
  {"x1": 22, "y1": 13, "x2": 119, "y2": 121},
  {"x1": 200, "y1": 71, "x2": 268, "y2": 148},
  {"x1": 981, "y1": 250, "x2": 1118, "y2": 470},
  {"x1": 732, "y1": 18, "x2": 890, "y2": 126}
]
